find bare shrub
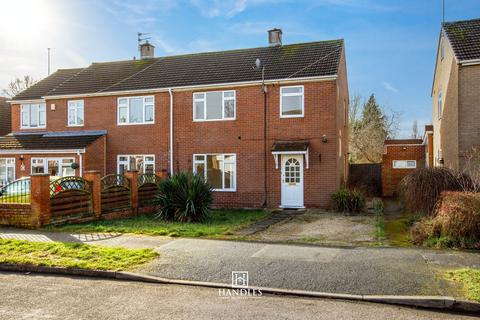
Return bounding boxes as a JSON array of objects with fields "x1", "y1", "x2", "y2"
[
  {"x1": 433, "y1": 192, "x2": 480, "y2": 241},
  {"x1": 410, "y1": 220, "x2": 434, "y2": 245},
  {"x1": 398, "y1": 167, "x2": 462, "y2": 216}
]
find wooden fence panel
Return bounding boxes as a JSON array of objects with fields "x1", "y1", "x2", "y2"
[{"x1": 348, "y1": 163, "x2": 382, "y2": 197}]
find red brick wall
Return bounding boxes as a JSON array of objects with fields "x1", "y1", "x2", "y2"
[
  {"x1": 10, "y1": 78, "x2": 345, "y2": 208},
  {"x1": 0, "y1": 204, "x2": 33, "y2": 228},
  {"x1": 382, "y1": 144, "x2": 426, "y2": 197}
]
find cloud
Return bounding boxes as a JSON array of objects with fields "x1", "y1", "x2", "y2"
[
  {"x1": 383, "y1": 81, "x2": 399, "y2": 93},
  {"x1": 312, "y1": 0, "x2": 399, "y2": 12},
  {"x1": 191, "y1": 0, "x2": 284, "y2": 18}
]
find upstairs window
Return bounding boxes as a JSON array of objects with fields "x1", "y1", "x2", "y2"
[
  {"x1": 437, "y1": 91, "x2": 443, "y2": 120},
  {"x1": 193, "y1": 90, "x2": 235, "y2": 121},
  {"x1": 68, "y1": 100, "x2": 84, "y2": 126},
  {"x1": 118, "y1": 96, "x2": 154, "y2": 125},
  {"x1": 393, "y1": 160, "x2": 417, "y2": 169},
  {"x1": 21, "y1": 103, "x2": 46, "y2": 128},
  {"x1": 193, "y1": 154, "x2": 236, "y2": 191},
  {"x1": 280, "y1": 86, "x2": 304, "y2": 118}
]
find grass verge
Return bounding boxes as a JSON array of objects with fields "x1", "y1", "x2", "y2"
[
  {"x1": 45, "y1": 210, "x2": 270, "y2": 238},
  {"x1": 445, "y1": 269, "x2": 480, "y2": 302},
  {"x1": 0, "y1": 239, "x2": 158, "y2": 271}
]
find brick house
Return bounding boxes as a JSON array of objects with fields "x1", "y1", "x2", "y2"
[
  {"x1": 431, "y1": 18, "x2": 480, "y2": 171},
  {"x1": 3, "y1": 29, "x2": 349, "y2": 208},
  {"x1": 0, "y1": 97, "x2": 11, "y2": 136},
  {"x1": 382, "y1": 139, "x2": 426, "y2": 197}
]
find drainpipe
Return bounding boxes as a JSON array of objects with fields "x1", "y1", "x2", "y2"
[
  {"x1": 168, "y1": 88, "x2": 174, "y2": 176},
  {"x1": 77, "y1": 150, "x2": 83, "y2": 177}
]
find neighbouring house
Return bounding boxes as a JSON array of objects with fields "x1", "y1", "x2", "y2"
[
  {"x1": 0, "y1": 97, "x2": 11, "y2": 136},
  {"x1": 2, "y1": 29, "x2": 349, "y2": 208},
  {"x1": 382, "y1": 139, "x2": 425, "y2": 197},
  {"x1": 431, "y1": 18, "x2": 480, "y2": 171}
]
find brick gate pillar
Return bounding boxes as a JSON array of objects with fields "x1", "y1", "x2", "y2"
[
  {"x1": 125, "y1": 170, "x2": 139, "y2": 215},
  {"x1": 30, "y1": 174, "x2": 51, "y2": 228},
  {"x1": 84, "y1": 171, "x2": 101, "y2": 218}
]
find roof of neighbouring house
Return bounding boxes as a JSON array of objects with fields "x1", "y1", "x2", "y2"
[
  {"x1": 11, "y1": 39, "x2": 344, "y2": 101},
  {"x1": 443, "y1": 18, "x2": 480, "y2": 61},
  {"x1": 384, "y1": 139, "x2": 423, "y2": 145},
  {"x1": 0, "y1": 130, "x2": 106, "y2": 150},
  {"x1": 272, "y1": 140, "x2": 310, "y2": 152}
]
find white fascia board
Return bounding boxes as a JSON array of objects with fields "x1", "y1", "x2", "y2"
[
  {"x1": 42, "y1": 75, "x2": 338, "y2": 100},
  {"x1": 460, "y1": 59, "x2": 480, "y2": 66},
  {"x1": 0, "y1": 149, "x2": 85, "y2": 155},
  {"x1": 7, "y1": 99, "x2": 45, "y2": 104}
]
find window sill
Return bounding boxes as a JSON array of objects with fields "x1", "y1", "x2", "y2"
[
  {"x1": 20, "y1": 126, "x2": 46, "y2": 130},
  {"x1": 213, "y1": 189, "x2": 236, "y2": 192},
  {"x1": 280, "y1": 114, "x2": 304, "y2": 119},
  {"x1": 117, "y1": 122, "x2": 155, "y2": 126},
  {"x1": 67, "y1": 124, "x2": 84, "y2": 127},
  {"x1": 193, "y1": 118, "x2": 236, "y2": 122}
]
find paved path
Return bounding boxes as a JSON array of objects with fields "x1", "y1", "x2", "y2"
[
  {"x1": 1, "y1": 228, "x2": 480, "y2": 296},
  {"x1": 0, "y1": 273, "x2": 476, "y2": 320}
]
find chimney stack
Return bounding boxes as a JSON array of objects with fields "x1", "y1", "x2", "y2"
[
  {"x1": 268, "y1": 28, "x2": 282, "y2": 46},
  {"x1": 140, "y1": 41, "x2": 155, "y2": 59}
]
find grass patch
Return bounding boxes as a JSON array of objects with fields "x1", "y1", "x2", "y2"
[
  {"x1": 446, "y1": 269, "x2": 480, "y2": 302},
  {"x1": 299, "y1": 236, "x2": 326, "y2": 243},
  {"x1": 0, "y1": 239, "x2": 157, "y2": 271},
  {"x1": 384, "y1": 217, "x2": 412, "y2": 247},
  {"x1": 46, "y1": 210, "x2": 270, "y2": 238}
]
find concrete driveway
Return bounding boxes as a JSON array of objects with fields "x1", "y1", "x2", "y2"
[{"x1": 0, "y1": 272, "x2": 477, "y2": 320}]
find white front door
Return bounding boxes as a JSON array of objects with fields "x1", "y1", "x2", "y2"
[{"x1": 281, "y1": 155, "x2": 304, "y2": 208}]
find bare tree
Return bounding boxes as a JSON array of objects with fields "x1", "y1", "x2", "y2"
[
  {"x1": 2, "y1": 76, "x2": 37, "y2": 98},
  {"x1": 349, "y1": 94, "x2": 400, "y2": 163},
  {"x1": 458, "y1": 146, "x2": 480, "y2": 192}
]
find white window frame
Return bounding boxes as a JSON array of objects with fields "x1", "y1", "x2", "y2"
[
  {"x1": 193, "y1": 90, "x2": 236, "y2": 122},
  {"x1": 0, "y1": 158, "x2": 15, "y2": 186},
  {"x1": 437, "y1": 91, "x2": 442, "y2": 120},
  {"x1": 67, "y1": 100, "x2": 84, "y2": 127},
  {"x1": 280, "y1": 85, "x2": 304, "y2": 118},
  {"x1": 117, "y1": 96, "x2": 155, "y2": 125},
  {"x1": 193, "y1": 153, "x2": 236, "y2": 192},
  {"x1": 30, "y1": 157, "x2": 76, "y2": 177},
  {"x1": 116, "y1": 155, "x2": 155, "y2": 174},
  {"x1": 392, "y1": 160, "x2": 417, "y2": 169},
  {"x1": 20, "y1": 103, "x2": 46, "y2": 129}
]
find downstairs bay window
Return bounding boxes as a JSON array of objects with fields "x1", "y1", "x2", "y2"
[
  {"x1": 193, "y1": 154, "x2": 236, "y2": 191},
  {"x1": 31, "y1": 158, "x2": 75, "y2": 177}
]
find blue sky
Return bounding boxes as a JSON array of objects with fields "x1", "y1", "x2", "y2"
[{"x1": 1, "y1": 0, "x2": 479, "y2": 137}]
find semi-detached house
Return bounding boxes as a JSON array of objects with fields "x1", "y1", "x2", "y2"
[{"x1": 2, "y1": 29, "x2": 349, "y2": 208}]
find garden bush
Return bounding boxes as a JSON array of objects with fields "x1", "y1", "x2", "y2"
[
  {"x1": 411, "y1": 191, "x2": 480, "y2": 249},
  {"x1": 154, "y1": 172, "x2": 213, "y2": 222},
  {"x1": 398, "y1": 167, "x2": 464, "y2": 216},
  {"x1": 331, "y1": 188, "x2": 365, "y2": 213}
]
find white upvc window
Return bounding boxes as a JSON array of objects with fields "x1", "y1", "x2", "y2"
[
  {"x1": 437, "y1": 91, "x2": 442, "y2": 120},
  {"x1": 280, "y1": 86, "x2": 304, "y2": 118},
  {"x1": 117, "y1": 155, "x2": 155, "y2": 174},
  {"x1": 0, "y1": 158, "x2": 15, "y2": 187},
  {"x1": 193, "y1": 90, "x2": 236, "y2": 121},
  {"x1": 193, "y1": 154, "x2": 236, "y2": 191},
  {"x1": 21, "y1": 103, "x2": 46, "y2": 128},
  {"x1": 31, "y1": 158, "x2": 75, "y2": 177},
  {"x1": 392, "y1": 160, "x2": 417, "y2": 169},
  {"x1": 117, "y1": 96, "x2": 154, "y2": 125},
  {"x1": 67, "y1": 100, "x2": 84, "y2": 126}
]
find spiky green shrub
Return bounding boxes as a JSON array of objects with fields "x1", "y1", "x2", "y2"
[
  {"x1": 154, "y1": 172, "x2": 213, "y2": 222},
  {"x1": 331, "y1": 188, "x2": 365, "y2": 213}
]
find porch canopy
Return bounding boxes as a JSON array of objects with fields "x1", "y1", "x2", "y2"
[{"x1": 271, "y1": 140, "x2": 309, "y2": 169}]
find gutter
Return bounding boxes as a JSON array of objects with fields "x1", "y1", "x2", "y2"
[
  {"x1": 460, "y1": 58, "x2": 480, "y2": 66},
  {"x1": 168, "y1": 88, "x2": 174, "y2": 176},
  {"x1": 38, "y1": 75, "x2": 338, "y2": 100}
]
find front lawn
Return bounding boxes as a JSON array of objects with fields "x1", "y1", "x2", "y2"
[
  {"x1": 446, "y1": 269, "x2": 480, "y2": 302},
  {"x1": 46, "y1": 210, "x2": 270, "y2": 238},
  {"x1": 0, "y1": 239, "x2": 158, "y2": 271}
]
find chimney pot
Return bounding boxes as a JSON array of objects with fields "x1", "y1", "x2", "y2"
[
  {"x1": 268, "y1": 28, "x2": 282, "y2": 46},
  {"x1": 140, "y1": 41, "x2": 155, "y2": 59}
]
